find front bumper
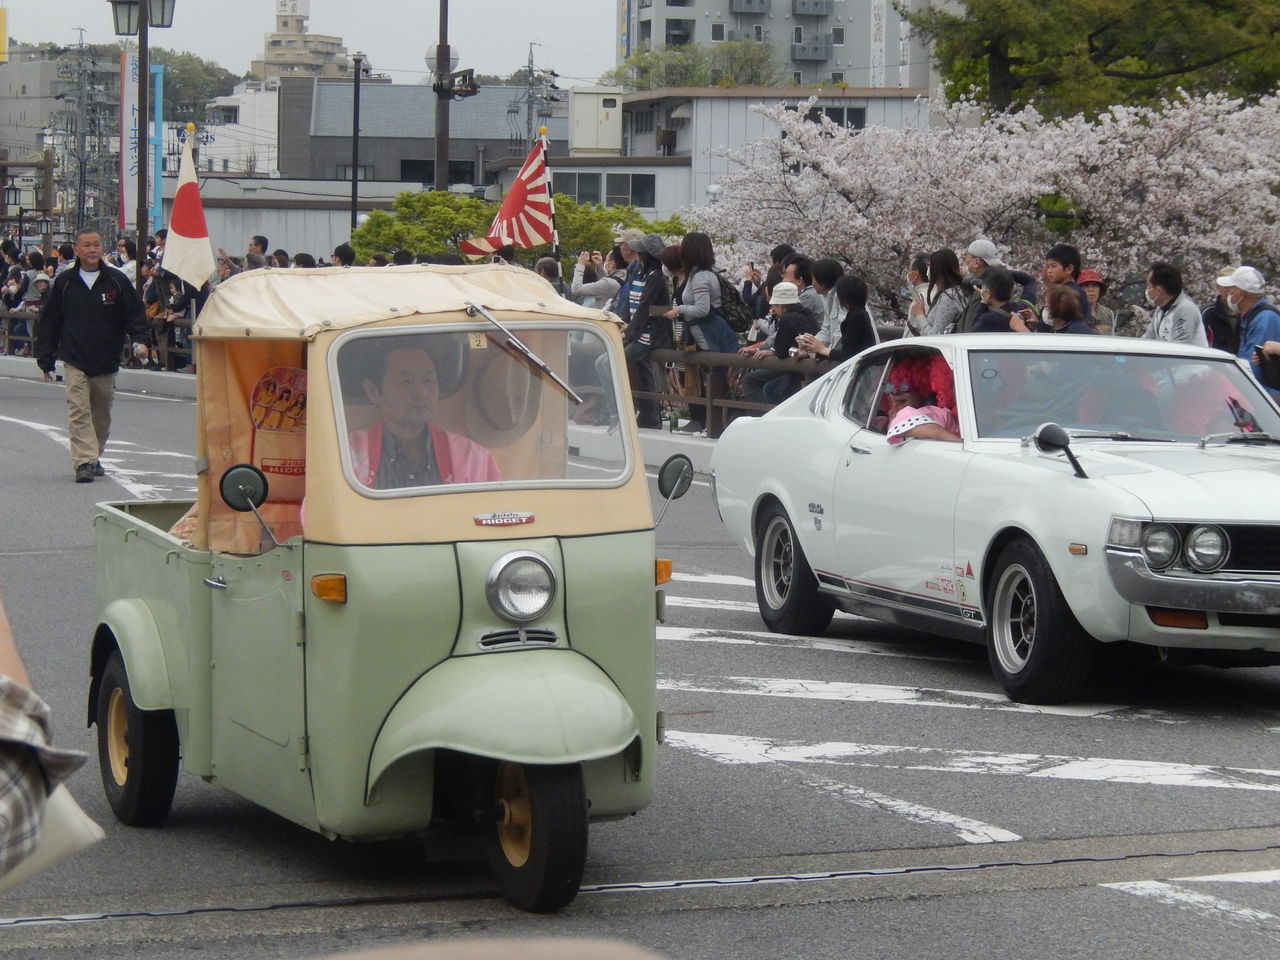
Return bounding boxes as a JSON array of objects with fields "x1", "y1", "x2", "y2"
[{"x1": 1106, "y1": 548, "x2": 1280, "y2": 651}]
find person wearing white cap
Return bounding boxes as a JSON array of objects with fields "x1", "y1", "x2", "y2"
[
  {"x1": 740, "y1": 280, "x2": 819, "y2": 405},
  {"x1": 1221, "y1": 266, "x2": 1280, "y2": 394},
  {"x1": 963, "y1": 238, "x2": 1040, "y2": 313}
]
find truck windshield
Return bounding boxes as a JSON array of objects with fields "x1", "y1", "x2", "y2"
[
  {"x1": 332, "y1": 325, "x2": 628, "y2": 493},
  {"x1": 969, "y1": 350, "x2": 1280, "y2": 441}
]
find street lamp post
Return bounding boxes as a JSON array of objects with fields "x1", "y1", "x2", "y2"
[
  {"x1": 108, "y1": 0, "x2": 176, "y2": 293},
  {"x1": 350, "y1": 52, "x2": 364, "y2": 231}
]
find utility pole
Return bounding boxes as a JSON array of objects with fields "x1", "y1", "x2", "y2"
[
  {"x1": 433, "y1": 0, "x2": 449, "y2": 193},
  {"x1": 350, "y1": 52, "x2": 363, "y2": 230}
]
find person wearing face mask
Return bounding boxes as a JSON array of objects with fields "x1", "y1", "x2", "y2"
[
  {"x1": 1142, "y1": 261, "x2": 1207, "y2": 345},
  {"x1": 1221, "y1": 267, "x2": 1280, "y2": 395},
  {"x1": 970, "y1": 267, "x2": 1036, "y2": 333},
  {"x1": 1202, "y1": 269, "x2": 1242, "y2": 354}
]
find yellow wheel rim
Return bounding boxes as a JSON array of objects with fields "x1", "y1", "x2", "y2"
[
  {"x1": 495, "y1": 763, "x2": 532, "y2": 868},
  {"x1": 106, "y1": 687, "x2": 130, "y2": 787}
]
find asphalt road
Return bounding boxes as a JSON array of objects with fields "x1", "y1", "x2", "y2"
[{"x1": 1, "y1": 371, "x2": 1278, "y2": 959}]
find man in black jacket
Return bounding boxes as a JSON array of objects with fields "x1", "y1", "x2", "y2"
[{"x1": 36, "y1": 229, "x2": 148, "y2": 483}]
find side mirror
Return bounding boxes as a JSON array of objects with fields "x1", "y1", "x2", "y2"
[
  {"x1": 1032, "y1": 422, "x2": 1071, "y2": 455},
  {"x1": 655, "y1": 454, "x2": 694, "y2": 526},
  {"x1": 657, "y1": 454, "x2": 694, "y2": 501},
  {"x1": 1032, "y1": 422, "x2": 1087, "y2": 479},
  {"x1": 219, "y1": 463, "x2": 269, "y2": 512},
  {"x1": 218, "y1": 463, "x2": 285, "y2": 549}
]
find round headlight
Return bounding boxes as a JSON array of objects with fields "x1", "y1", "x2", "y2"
[
  {"x1": 1140, "y1": 523, "x2": 1180, "y2": 570},
  {"x1": 486, "y1": 552, "x2": 556, "y2": 623},
  {"x1": 1184, "y1": 525, "x2": 1228, "y2": 573}
]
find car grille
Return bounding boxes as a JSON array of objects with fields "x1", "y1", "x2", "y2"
[
  {"x1": 477, "y1": 628, "x2": 560, "y2": 648},
  {"x1": 1223, "y1": 525, "x2": 1280, "y2": 574}
]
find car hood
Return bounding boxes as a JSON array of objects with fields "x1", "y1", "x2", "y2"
[{"x1": 1079, "y1": 443, "x2": 1280, "y2": 520}]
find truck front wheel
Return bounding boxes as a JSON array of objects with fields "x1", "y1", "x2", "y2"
[
  {"x1": 95, "y1": 651, "x2": 179, "y2": 826},
  {"x1": 486, "y1": 761, "x2": 587, "y2": 913}
]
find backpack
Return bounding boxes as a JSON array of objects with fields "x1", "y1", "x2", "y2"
[{"x1": 715, "y1": 273, "x2": 755, "y2": 333}]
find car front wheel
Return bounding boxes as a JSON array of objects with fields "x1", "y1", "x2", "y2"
[
  {"x1": 986, "y1": 538, "x2": 1096, "y2": 704},
  {"x1": 754, "y1": 503, "x2": 834, "y2": 636},
  {"x1": 486, "y1": 762, "x2": 588, "y2": 913}
]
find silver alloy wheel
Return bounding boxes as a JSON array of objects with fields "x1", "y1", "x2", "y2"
[
  {"x1": 991, "y1": 562, "x2": 1037, "y2": 674},
  {"x1": 759, "y1": 515, "x2": 795, "y2": 612}
]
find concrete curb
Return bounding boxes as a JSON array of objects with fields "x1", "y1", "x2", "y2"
[{"x1": 1, "y1": 356, "x2": 716, "y2": 471}]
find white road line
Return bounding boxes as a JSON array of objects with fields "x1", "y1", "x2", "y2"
[
  {"x1": 657, "y1": 626, "x2": 967, "y2": 662},
  {"x1": 1177, "y1": 870, "x2": 1280, "y2": 884},
  {"x1": 664, "y1": 730, "x2": 1280, "y2": 792},
  {"x1": 665, "y1": 730, "x2": 1020, "y2": 844},
  {"x1": 1102, "y1": 880, "x2": 1280, "y2": 939},
  {"x1": 796, "y1": 770, "x2": 1022, "y2": 844},
  {"x1": 0, "y1": 415, "x2": 189, "y2": 500},
  {"x1": 672, "y1": 572, "x2": 755, "y2": 587},
  {"x1": 665, "y1": 596, "x2": 760, "y2": 613},
  {"x1": 659, "y1": 674, "x2": 1186, "y2": 722}
]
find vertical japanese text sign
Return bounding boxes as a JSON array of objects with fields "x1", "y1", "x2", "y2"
[{"x1": 119, "y1": 51, "x2": 141, "y2": 231}]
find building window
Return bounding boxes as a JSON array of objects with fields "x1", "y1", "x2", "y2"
[
  {"x1": 448, "y1": 160, "x2": 475, "y2": 185},
  {"x1": 832, "y1": 27, "x2": 845, "y2": 45},
  {"x1": 793, "y1": 71, "x2": 803, "y2": 85},
  {"x1": 831, "y1": 72, "x2": 845, "y2": 83},
  {"x1": 222, "y1": 159, "x2": 230, "y2": 172},
  {"x1": 753, "y1": 24, "x2": 764, "y2": 41},
  {"x1": 632, "y1": 109, "x2": 655, "y2": 134},
  {"x1": 666, "y1": 19, "x2": 695, "y2": 46},
  {"x1": 804, "y1": 106, "x2": 866, "y2": 129},
  {"x1": 793, "y1": 26, "x2": 803, "y2": 43},
  {"x1": 553, "y1": 172, "x2": 656, "y2": 209},
  {"x1": 337, "y1": 164, "x2": 373, "y2": 180},
  {"x1": 711, "y1": 23, "x2": 725, "y2": 42},
  {"x1": 401, "y1": 159, "x2": 432, "y2": 182}
]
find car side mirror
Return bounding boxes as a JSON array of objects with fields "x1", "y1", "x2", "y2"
[
  {"x1": 219, "y1": 463, "x2": 269, "y2": 512},
  {"x1": 1033, "y1": 422, "x2": 1088, "y2": 479},
  {"x1": 218, "y1": 463, "x2": 285, "y2": 548},
  {"x1": 655, "y1": 454, "x2": 694, "y2": 525}
]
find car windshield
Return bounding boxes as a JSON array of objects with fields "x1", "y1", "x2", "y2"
[
  {"x1": 332, "y1": 324, "x2": 628, "y2": 494},
  {"x1": 968, "y1": 350, "x2": 1280, "y2": 441}
]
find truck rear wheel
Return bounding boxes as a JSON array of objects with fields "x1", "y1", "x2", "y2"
[
  {"x1": 486, "y1": 761, "x2": 587, "y2": 913},
  {"x1": 95, "y1": 651, "x2": 179, "y2": 826}
]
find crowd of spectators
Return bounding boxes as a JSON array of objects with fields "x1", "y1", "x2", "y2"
[{"x1": 4, "y1": 230, "x2": 1278, "y2": 431}]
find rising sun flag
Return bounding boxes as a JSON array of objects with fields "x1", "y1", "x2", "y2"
[
  {"x1": 460, "y1": 134, "x2": 557, "y2": 259},
  {"x1": 161, "y1": 124, "x2": 216, "y2": 289}
]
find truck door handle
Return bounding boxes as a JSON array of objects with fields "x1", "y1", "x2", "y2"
[{"x1": 203, "y1": 576, "x2": 229, "y2": 590}]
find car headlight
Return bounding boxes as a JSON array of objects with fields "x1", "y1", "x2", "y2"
[
  {"x1": 486, "y1": 551, "x2": 556, "y2": 623},
  {"x1": 1140, "y1": 523, "x2": 1180, "y2": 570},
  {"x1": 1184, "y1": 525, "x2": 1229, "y2": 573}
]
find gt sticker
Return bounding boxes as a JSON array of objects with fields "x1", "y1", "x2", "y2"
[{"x1": 474, "y1": 512, "x2": 535, "y2": 526}]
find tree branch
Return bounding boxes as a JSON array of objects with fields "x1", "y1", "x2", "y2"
[{"x1": 1102, "y1": 43, "x2": 1268, "y2": 81}]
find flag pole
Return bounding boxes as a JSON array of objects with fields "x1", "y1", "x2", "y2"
[{"x1": 540, "y1": 126, "x2": 559, "y2": 262}]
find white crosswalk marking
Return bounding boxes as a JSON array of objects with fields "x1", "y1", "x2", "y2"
[
  {"x1": 659, "y1": 674, "x2": 1186, "y2": 722},
  {"x1": 658, "y1": 626, "x2": 968, "y2": 662},
  {"x1": 1103, "y1": 879, "x2": 1280, "y2": 939},
  {"x1": 664, "y1": 730, "x2": 1280, "y2": 792}
]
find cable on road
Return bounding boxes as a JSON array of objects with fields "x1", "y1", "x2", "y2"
[{"x1": 2, "y1": 841, "x2": 1277, "y2": 928}]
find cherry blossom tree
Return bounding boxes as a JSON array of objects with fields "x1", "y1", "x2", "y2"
[{"x1": 692, "y1": 92, "x2": 1280, "y2": 317}]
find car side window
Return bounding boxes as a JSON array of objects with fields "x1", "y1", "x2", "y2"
[{"x1": 843, "y1": 356, "x2": 889, "y2": 429}]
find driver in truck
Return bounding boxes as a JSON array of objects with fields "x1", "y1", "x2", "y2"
[{"x1": 347, "y1": 341, "x2": 501, "y2": 489}]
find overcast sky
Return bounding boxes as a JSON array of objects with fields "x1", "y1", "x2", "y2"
[{"x1": 7, "y1": 1, "x2": 619, "y2": 86}]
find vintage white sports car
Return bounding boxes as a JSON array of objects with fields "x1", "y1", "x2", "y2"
[{"x1": 710, "y1": 334, "x2": 1280, "y2": 704}]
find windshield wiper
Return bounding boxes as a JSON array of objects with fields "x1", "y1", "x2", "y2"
[
  {"x1": 1068, "y1": 431, "x2": 1175, "y2": 443},
  {"x1": 463, "y1": 301, "x2": 583, "y2": 405},
  {"x1": 1198, "y1": 432, "x2": 1280, "y2": 448}
]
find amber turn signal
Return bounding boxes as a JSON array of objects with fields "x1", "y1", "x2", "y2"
[
  {"x1": 311, "y1": 574, "x2": 348, "y2": 603},
  {"x1": 1146, "y1": 607, "x2": 1208, "y2": 629},
  {"x1": 655, "y1": 558, "x2": 672, "y2": 585}
]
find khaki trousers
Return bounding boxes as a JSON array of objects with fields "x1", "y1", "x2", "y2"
[{"x1": 64, "y1": 364, "x2": 116, "y2": 468}]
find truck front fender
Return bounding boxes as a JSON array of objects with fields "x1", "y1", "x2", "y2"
[
  {"x1": 367, "y1": 649, "x2": 639, "y2": 801},
  {"x1": 89, "y1": 598, "x2": 173, "y2": 721}
]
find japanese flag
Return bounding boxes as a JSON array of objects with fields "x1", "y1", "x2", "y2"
[{"x1": 162, "y1": 131, "x2": 216, "y2": 290}]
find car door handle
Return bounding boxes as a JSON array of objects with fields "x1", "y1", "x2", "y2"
[
  {"x1": 202, "y1": 576, "x2": 229, "y2": 590},
  {"x1": 848, "y1": 443, "x2": 873, "y2": 455}
]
